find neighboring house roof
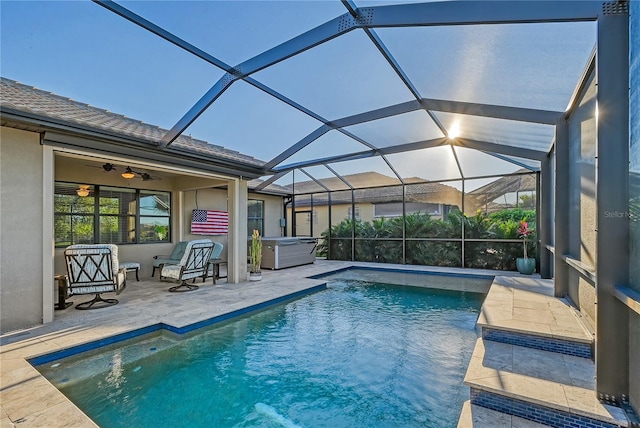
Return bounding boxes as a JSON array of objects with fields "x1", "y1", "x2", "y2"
[
  {"x1": 0, "y1": 77, "x2": 266, "y2": 177},
  {"x1": 466, "y1": 170, "x2": 536, "y2": 212},
  {"x1": 291, "y1": 171, "x2": 402, "y2": 193},
  {"x1": 288, "y1": 172, "x2": 462, "y2": 207},
  {"x1": 468, "y1": 171, "x2": 535, "y2": 197},
  {"x1": 248, "y1": 178, "x2": 292, "y2": 196}
]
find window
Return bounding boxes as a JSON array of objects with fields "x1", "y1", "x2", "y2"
[
  {"x1": 99, "y1": 187, "x2": 136, "y2": 243},
  {"x1": 54, "y1": 182, "x2": 171, "y2": 247},
  {"x1": 140, "y1": 190, "x2": 171, "y2": 242},
  {"x1": 347, "y1": 206, "x2": 360, "y2": 220},
  {"x1": 248, "y1": 199, "x2": 264, "y2": 236},
  {"x1": 54, "y1": 183, "x2": 95, "y2": 246},
  {"x1": 374, "y1": 202, "x2": 441, "y2": 218}
]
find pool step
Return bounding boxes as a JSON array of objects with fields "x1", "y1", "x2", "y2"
[
  {"x1": 475, "y1": 276, "x2": 594, "y2": 358},
  {"x1": 458, "y1": 276, "x2": 629, "y2": 428},
  {"x1": 462, "y1": 338, "x2": 629, "y2": 428}
]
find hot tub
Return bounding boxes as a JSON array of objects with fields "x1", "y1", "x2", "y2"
[{"x1": 261, "y1": 237, "x2": 317, "y2": 270}]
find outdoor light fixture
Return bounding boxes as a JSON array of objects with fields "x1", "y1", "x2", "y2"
[
  {"x1": 121, "y1": 167, "x2": 136, "y2": 179},
  {"x1": 76, "y1": 185, "x2": 90, "y2": 197}
]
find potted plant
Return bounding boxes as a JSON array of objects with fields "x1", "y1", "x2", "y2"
[
  {"x1": 516, "y1": 220, "x2": 536, "y2": 275},
  {"x1": 249, "y1": 229, "x2": 262, "y2": 281}
]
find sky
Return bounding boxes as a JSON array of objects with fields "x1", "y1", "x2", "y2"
[{"x1": 1, "y1": 0, "x2": 596, "y2": 188}]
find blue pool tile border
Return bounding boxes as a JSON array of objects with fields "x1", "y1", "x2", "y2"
[
  {"x1": 470, "y1": 388, "x2": 625, "y2": 428},
  {"x1": 163, "y1": 283, "x2": 327, "y2": 334},
  {"x1": 482, "y1": 327, "x2": 593, "y2": 358},
  {"x1": 28, "y1": 283, "x2": 327, "y2": 366},
  {"x1": 308, "y1": 265, "x2": 495, "y2": 281}
]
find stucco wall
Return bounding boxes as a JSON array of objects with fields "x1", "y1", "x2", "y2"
[
  {"x1": 182, "y1": 188, "x2": 230, "y2": 258},
  {"x1": 182, "y1": 189, "x2": 283, "y2": 260},
  {"x1": 1, "y1": 127, "x2": 45, "y2": 333},
  {"x1": 566, "y1": 70, "x2": 597, "y2": 326},
  {"x1": 253, "y1": 193, "x2": 285, "y2": 238}
]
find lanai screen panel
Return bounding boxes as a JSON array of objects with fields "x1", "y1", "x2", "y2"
[
  {"x1": 325, "y1": 157, "x2": 402, "y2": 188},
  {"x1": 435, "y1": 111, "x2": 555, "y2": 152},
  {"x1": 631, "y1": 1, "x2": 640, "y2": 291},
  {"x1": 344, "y1": 110, "x2": 444, "y2": 148},
  {"x1": 120, "y1": 1, "x2": 345, "y2": 65},
  {"x1": 464, "y1": 175, "x2": 536, "y2": 217},
  {"x1": 277, "y1": 131, "x2": 373, "y2": 170},
  {"x1": 453, "y1": 146, "x2": 533, "y2": 178},
  {"x1": 353, "y1": 186, "x2": 404, "y2": 264},
  {"x1": 253, "y1": 30, "x2": 415, "y2": 120},
  {"x1": 186, "y1": 80, "x2": 323, "y2": 162},
  {"x1": 297, "y1": 165, "x2": 351, "y2": 192},
  {"x1": 385, "y1": 146, "x2": 462, "y2": 183},
  {"x1": 373, "y1": 22, "x2": 596, "y2": 111}
]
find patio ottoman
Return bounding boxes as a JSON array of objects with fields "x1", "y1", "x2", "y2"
[{"x1": 120, "y1": 262, "x2": 140, "y2": 281}]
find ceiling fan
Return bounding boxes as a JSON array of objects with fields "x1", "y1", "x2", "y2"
[{"x1": 90, "y1": 163, "x2": 160, "y2": 181}]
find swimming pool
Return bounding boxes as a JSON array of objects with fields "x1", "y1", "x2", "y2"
[{"x1": 36, "y1": 274, "x2": 485, "y2": 427}]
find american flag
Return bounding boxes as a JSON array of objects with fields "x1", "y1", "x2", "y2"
[{"x1": 191, "y1": 209, "x2": 229, "y2": 235}]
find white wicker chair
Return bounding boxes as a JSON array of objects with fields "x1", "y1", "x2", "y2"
[
  {"x1": 161, "y1": 239, "x2": 214, "y2": 292},
  {"x1": 64, "y1": 244, "x2": 126, "y2": 310}
]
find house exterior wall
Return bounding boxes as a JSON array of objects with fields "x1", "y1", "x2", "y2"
[
  {"x1": 252, "y1": 193, "x2": 285, "y2": 238},
  {"x1": 0, "y1": 127, "x2": 46, "y2": 333},
  {"x1": 182, "y1": 189, "x2": 284, "y2": 258},
  {"x1": 566, "y1": 70, "x2": 597, "y2": 327},
  {"x1": 182, "y1": 188, "x2": 230, "y2": 260}
]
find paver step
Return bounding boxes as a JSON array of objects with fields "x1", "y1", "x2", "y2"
[
  {"x1": 476, "y1": 276, "x2": 594, "y2": 358},
  {"x1": 480, "y1": 325, "x2": 592, "y2": 358},
  {"x1": 457, "y1": 400, "x2": 552, "y2": 428},
  {"x1": 462, "y1": 338, "x2": 629, "y2": 428}
]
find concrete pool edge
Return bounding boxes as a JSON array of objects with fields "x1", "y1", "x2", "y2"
[{"x1": 27, "y1": 283, "x2": 328, "y2": 366}]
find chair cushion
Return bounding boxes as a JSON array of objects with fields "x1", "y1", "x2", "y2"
[
  {"x1": 153, "y1": 257, "x2": 177, "y2": 268},
  {"x1": 210, "y1": 242, "x2": 224, "y2": 260},
  {"x1": 170, "y1": 241, "x2": 189, "y2": 260},
  {"x1": 178, "y1": 239, "x2": 214, "y2": 265},
  {"x1": 160, "y1": 264, "x2": 182, "y2": 280},
  {"x1": 119, "y1": 262, "x2": 140, "y2": 270},
  {"x1": 66, "y1": 244, "x2": 119, "y2": 276}
]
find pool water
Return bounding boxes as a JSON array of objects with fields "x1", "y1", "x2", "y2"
[{"x1": 37, "y1": 279, "x2": 484, "y2": 427}]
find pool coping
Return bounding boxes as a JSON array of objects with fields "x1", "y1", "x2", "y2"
[{"x1": 27, "y1": 283, "x2": 327, "y2": 366}]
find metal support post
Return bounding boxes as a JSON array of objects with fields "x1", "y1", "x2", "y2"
[
  {"x1": 595, "y1": 4, "x2": 630, "y2": 402},
  {"x1": 540, "y1": 159, "x2": 553, "y2": 279},
  {"x1": 554, "y1": 120, "x2": 570, "y2": 297}
]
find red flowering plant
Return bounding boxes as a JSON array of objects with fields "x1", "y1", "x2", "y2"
[{"x1": 517, "y1": 220, "x2": 534, "y2": 259}]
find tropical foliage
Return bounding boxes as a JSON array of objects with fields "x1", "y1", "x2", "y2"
[{"x1": 318, "y1": 209, "x2": 537, "y2": 271}]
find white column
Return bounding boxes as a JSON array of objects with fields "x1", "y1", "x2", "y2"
[
  {"x1": 227, "y1": 178, "x2": 248, "y2": 283},
  {"x1": 42, "y1": 146, "x2": 55, "y2": 323}
]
